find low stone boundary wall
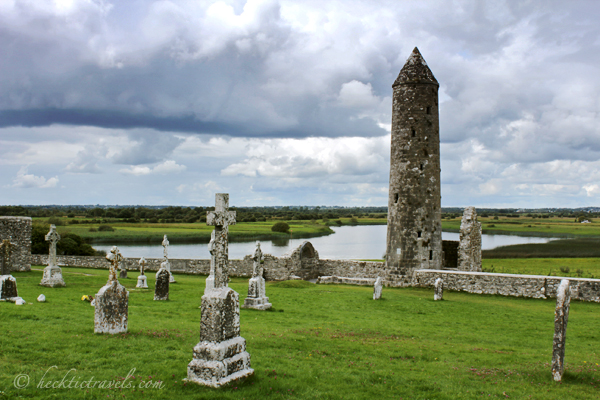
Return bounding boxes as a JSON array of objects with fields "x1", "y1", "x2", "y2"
[
  {"x1": 29, "y1": 254, "x2": 385, "y2": 282},
  {"x1": 30, "y1": 252, "x2": 600, "y2": 303},
  {"x1": 317, "y1": 276, "x2": 376, "y2": 286},
  {"x1": 30, "y1": 254, "x2": 290, "y2": 281},
  {"x1": 318, "y1": 259, "x2": 386, "y2": 279},
  {"x1": 413, "y1": 270, "x2": 600, "y2": 303}
]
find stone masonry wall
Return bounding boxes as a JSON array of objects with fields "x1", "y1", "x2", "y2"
[
  {"x1": 29, "y1": 242, "x2": 600, "y2": 303},
  {"x1": 0, "y1": 216, "x2": 32, "y2": 272},
  {"x1": 318, "y1": 259, "x2": 388, "y2": 279},
  {"x1": 30, "y1": 253, "x2": 292, "y2": 281},
  {"x1": 414, "y1": 270, "x2": 600, "y2": 303}
]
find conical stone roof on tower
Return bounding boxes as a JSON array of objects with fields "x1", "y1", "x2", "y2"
[
  {"x1": 393, "y1": 47, "x2": 439, "y2": 86},
  {"x1": 385, "y1": 47, "x2": 442, "y2": 286}
]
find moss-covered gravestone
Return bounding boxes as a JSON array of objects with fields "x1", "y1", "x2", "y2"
[
  {"x1": 187, "y1": 193, "x2": 253, "y2": 387},
  {"x1": 94, "y1": 246, "x2": 128, "y2": 334},
  {"x1": 0, "y1": 239, "x2": 18, "y2": 300}
]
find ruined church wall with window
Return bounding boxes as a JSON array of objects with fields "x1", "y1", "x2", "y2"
[{"x1": 0, "y1": 216, "x2": 32, "y2": 272}]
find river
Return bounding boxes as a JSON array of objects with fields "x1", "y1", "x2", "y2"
[{"x1": 93, "y1": 225, "x2": 555, "y2": 260}]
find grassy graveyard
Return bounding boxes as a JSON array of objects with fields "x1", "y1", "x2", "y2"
[{"x1": 1, "y1": 267, "x2": 599, "y2": 400}]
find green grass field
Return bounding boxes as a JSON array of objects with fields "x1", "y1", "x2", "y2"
[
  {"x1": 1, "y1": 267, "x2": 599, "y2": 399},
  {"x1": 442, "y1": 217, "x2": 600, "y2": 238},
  {"x1": 482, "y1": 239, "x2": 600, "y2": 259},
  {"x1": 56, "y1": 221, "x2": 334, "y2": 244},
  {"x1": 483, "y1": 258, "x2": 600, "y2": 279}
]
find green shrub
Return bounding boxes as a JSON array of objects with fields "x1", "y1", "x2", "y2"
[
  {"x1": 47, "y1": 216, "x2": 66, "y2": 226},
  {"x1": 98, "y1": 225, "x2": 114, "y2": 232},
  {"x1": 58, "y1": 233, "x2": 96, "y2": 256},
  {"x1": 271, "y1": 222, "x2": 290, "y2": 233}
]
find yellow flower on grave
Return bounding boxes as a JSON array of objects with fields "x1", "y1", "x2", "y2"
[{"x1": 81, "y1": 295, "x2": 89, "y2": 301}]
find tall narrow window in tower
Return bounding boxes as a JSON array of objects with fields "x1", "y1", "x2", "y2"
[
  {"x1": 429, "y1": 250, "x2": 433, "y2": 260},
  {"x1": 411, "y1": 129, "x2": 416, "y2": 137},
  {"x1": 394, "y1": 193, "x2": 399, "y2": 203},
  {"x1": 426, "y1": 106, "x2": 431, "y2": 114},
  {"x1": 418, "y1": 231, "x2": 422, "y2": 238}
]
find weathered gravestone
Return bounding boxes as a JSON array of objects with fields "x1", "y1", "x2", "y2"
[
  {"x1": 119, "y1": 257, "x2": 128, "y2": 279},
  {"x1": 373, "y1": 276, "x2": 383, "y2": 300},
  {"x1": 163, "y1": 235, "x2": 176, "y2": 283},
  {"x1": 187, "y1": 193, "x2": 253, "y2": 387},
  {"x1": 94, "y1": 246, "x2": 129, "y2": 334},
  {"x1": 0, "y1": 239, "x2": 18, "y2": 300},
  {"x1": 434, "y1": 277, "x2": 443, "y2": 301},
  {"x1": 154, "y1": 262, "x2": 170, "y2": 301},
  {"x1": 552, "y1": 279, "x2": 571, "y2": 382},
  {"x1": 40, "y1": 225, "x2": 66, "y2": 287},
  {"x1": 243, "y1": 242, "x2": 272, "y2": 310},
  {"x1": 136, "y1": 257, "x2": 148, "y2": 288},
  {"x1": 458, "y1": 207, "x2": 482, "y2": 272}
]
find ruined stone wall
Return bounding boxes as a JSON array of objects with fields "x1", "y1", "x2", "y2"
[
  {"x1": 30, "y1": 253, "x2": 291, "y2": 280},
  {"x1": 29, "y1": 253, "x2": 600, "y2": 303},
  {"x1": 413, "y1": 270, "x2": 600, "y2": 303},
  {"x1": 457, "y1": 207, "x2": 482, "y2": 271},
  {"x1": 386, "y1": 48, "x2": 442, "y2": 281},
  {"x1": 317, "y1": 276, "x2": 376, "y2": 286},
  {"x1": 0, "y1": 216, "x2": 32, "y2": 272},
  {"x1": 318, "y1": 259, "x2": 387, "y2": 279}
]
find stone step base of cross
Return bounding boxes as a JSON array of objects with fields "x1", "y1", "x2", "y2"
[
  {"x1": 40, "y1": 266, "x2": 66, "y2": 288},
  {"x1": 186, "y1": 337, "x2": 254, "y2": 388},
  {"x1": 242, "y1": 297, "x2": 272, "y2": 310}
]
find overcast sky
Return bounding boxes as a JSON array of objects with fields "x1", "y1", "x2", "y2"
[{"x1": 1, "y1": 0, "x2": 600, "y2": 208}]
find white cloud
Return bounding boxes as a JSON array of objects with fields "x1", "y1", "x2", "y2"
[
  {"x1": 583, "y1": 184, "x2": 600, "y2": 197},
  {"x1": 221, "y1": 136, "x2": 388, "y2": 180},
  {"x1": 120, "y1": 160, "x2": 186, "y2": 175},
  {"x1": 12, "y1": 167, "x2": 59, "y2": 188}
]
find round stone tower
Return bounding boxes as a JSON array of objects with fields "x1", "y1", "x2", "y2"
[{"x1": 385, "y1": 47, "x2": 442, "y2": 283}]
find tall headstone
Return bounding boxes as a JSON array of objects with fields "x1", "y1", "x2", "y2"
[
  {"x1": 385, "y1": 47, "x2": 442, "y2": 285},
  {"x1": 243, "y1": 242, "x2": 272, "y2": 310},
  {"x1": 94, "y1": 246, "x2": 128, "y2": 334},
  {"x1": 154, "y1": 266, "x2": 170, "y2": 301},
  {"x1": 136, "y1": 257, "x2": 148, "y2": 289},
  {"x1": 373, "y1": 276, "x2": 383, "y2": 300},
  {"x1": 187, "y1": 193, "x2": 253, "y2": 387},
  {"x1": 434, "y1": 277, "x2": 443, "y2": 301},
  {"x1": 162, "y1": 235, "x2": 176, "y2": 283},
  {"x1": 0, "y1": 216, "x2": 32, "y2": 272},
  {"x1": 40, "y1": 225, "x2": 66, "y2": 287},
  {"x1": 119, "y1": 261, "x2": 128, "y2": 279},
  {"x1": 0, "y1": 239, "x2": 18, "y2": 300},
  {"x1": 552, "y1": 279, "x2": 571, "y2": 382},
  {"x1": 457, "y1": 207, "x2": 482, "y2": 272}
]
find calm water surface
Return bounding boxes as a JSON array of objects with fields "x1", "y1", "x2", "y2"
[{"x1": 94, "y1": 225, "x2": 554, "y2": 260}]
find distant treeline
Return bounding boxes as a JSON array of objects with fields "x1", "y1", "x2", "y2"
[
  {"x1": 1, "y1": 205, "x2": 598, "y2": 224},
  {"x1": 0, "y1": 205, "x2": 387, "y2": 224}
]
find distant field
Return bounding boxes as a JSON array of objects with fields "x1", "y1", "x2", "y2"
[
  {"x1": 482, "y1": 238, "x2": 600, "y2": 259},
  {"x1": 55, "y1": 221, "x2": 334, "y2": 244},
  {"x1": 483, "y1": 258, "x2": 600, "y2": 279},
  {"x1": 442, "y1": 216, "x2": 600, "y2": 238}
]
